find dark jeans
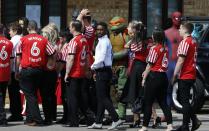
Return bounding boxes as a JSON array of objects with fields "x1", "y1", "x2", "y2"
[
  {"x1": 66, "y1": 77, "x2": 91, "y2": 125},
  {"x1": 8, "y1": 72, "x2": 22, "y2": 117},
  {"x1": 95, "y1": 68, "x2": 119, "y2": 124},
  {"x1": 40, "y1": 70, "x2": 58, "y2": 121},
  {"x1": 178, "y1": 79, "x2": 197, "y2": 126},
  {"x1": 19, "y1": 68, "x2": 43, "y2": 123},
  {"x1": 0, "y1": 82, "x2": 7, "y2": 122},
  {"x1": 143, "y1": 71, "x2": 172, "y2": 127}
]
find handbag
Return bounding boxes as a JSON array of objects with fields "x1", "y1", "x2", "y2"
[{"x1": 131, "y1": 96, "x2": 144, "y2": 114}]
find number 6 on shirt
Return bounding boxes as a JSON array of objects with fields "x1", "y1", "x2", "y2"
[
  {"x1": 0, "y1": 46, "x2": 8, "y2": 60},
  {"x1": 31, "y1": 42, "x2": 40, "y2": 56}
]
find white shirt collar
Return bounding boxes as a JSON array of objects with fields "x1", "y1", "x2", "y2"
[{"x1": 98, "y1": 35, "x2": 108, "y2": 40}]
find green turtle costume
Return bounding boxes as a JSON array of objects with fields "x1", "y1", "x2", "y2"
[{"x1": 109, "y1": 16, "x2": 129, "y2": 119}]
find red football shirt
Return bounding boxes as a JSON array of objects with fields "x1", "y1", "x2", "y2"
[
  {"x1": 0, "y1": 36, "x2": 13, "y2": 82},
  {"x1": 16, "y1": 33, "x2": 55, "y2": 69},
  {"x1": 177, "y1": 36, "x2": 197, "y2": 80},
  {"x1": 62, "y1": 34, "x2": 88, "y2": 78},
  {"x1": 147, "y1": 44, "x2": 169, "y2": 72}
]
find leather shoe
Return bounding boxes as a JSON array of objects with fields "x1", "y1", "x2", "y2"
[
  {"x1": 175, "y1": 125, "x2": 189, "y2": 131},
  {"x1": 63, "y1": 122, "x2": 79, "y2": 127},
  {"x1": 0, "y1": 121, "x2": 8, "y2": 127},
  {"x1": 7, "y1": 115, "x2": 23, "y2": 122},
  {"x1": 191, "y1": 119, "x2": 202, "y2": 131}
]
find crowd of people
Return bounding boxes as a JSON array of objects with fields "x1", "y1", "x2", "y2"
[{"x1": 0, "y1": 8, "x2": 202, "y2": 131}]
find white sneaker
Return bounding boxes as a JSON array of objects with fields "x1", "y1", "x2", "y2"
[
  {"x1": 87, "y1": 123, "x2": 102, "y2": 129},
  {"x1": 108, "y1": 119, "x2": 123, "y2": 130}
]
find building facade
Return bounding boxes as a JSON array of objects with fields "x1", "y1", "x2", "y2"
[{"x1": 0, "y1": 0, "x2": 209, "y2": 33}]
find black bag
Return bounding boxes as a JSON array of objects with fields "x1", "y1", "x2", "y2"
[{"x1": 131, "y1": 97, "x2": 144, "y2": 113}]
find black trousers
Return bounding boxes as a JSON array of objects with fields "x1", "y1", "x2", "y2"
[
  {"x1": 143, "y1": 71, "x2": 172, "y2": 127},
  {"x1": 121, "y1": 60, "x2": 146, "y2": 104},
  {"x1": 19, "y1": 68, "x2": 43, "y2": 123},
  {"x1": 40, "y1": 70, "x2": 58, "y2": 121},
  {"x1": 60, "y1": 69, "x2": 68, "y2": 120},
  {"x1": 0, "y1": 82, "x2": 7, "y2": 122},
  {"x1": 8, "y1": 72, "x2": 22, "y2": 117},
  {"x1": 66, "y1": 77, "x2": 92, "y2": 125},
  {"x1": 178, "y1": 79, "x2": 197, "y2": 126},
  {"x1": 95, "y1": 68, "x2": 119, "y2": 124}
]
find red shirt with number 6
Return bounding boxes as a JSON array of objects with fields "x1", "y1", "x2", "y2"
[
  {"x1": 0, "y1": 36, "x2": 13, "y2": 82},
  {"x1": 147, "y1": 44, "x2": 169, "y2": 72},
  {"x1": 16, "y1": 33, "x2": 55, "y2": 68},
  {"x1": 62, "y1": 34, "x2": 88, "y2": 78}
]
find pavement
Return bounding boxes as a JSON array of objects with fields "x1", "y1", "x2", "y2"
[{"x1": 1, "y1": 105, "x2": 209, "y2": 131}]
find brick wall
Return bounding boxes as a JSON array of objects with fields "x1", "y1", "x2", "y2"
[
  {"x1": 67, "y1": 0, "x2": 129, "y2": 24},
  {"x1": 0, "y1": 0, "x2": 1, "y2": 23},
  {"x1": 184, "y1": 0, "x2": 209, "y2": 16}
]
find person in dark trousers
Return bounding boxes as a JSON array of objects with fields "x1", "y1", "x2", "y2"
[
  {"x1": 120, "y1": 21, "x2": 149, "y2": 128},
  {"x1": 138, "y1": 29, "x2": 173, "y2": 131},
  {"x1": 88, "y1": 22, "x2": 122, "y2": 130},
  {"x1": 16, "y1": 20, "x2": 55, "y2": 126},
  {"x1": 62, "y1": 20, "x2": 90, "y2": 127},
  {"x1": 172, "y1": 22, "x2": 201, "y2": 131},
  {"x1": 7, "y1": 22, "x2": 23, "y2": 122},
  {"x1": 56, "y1": 30, "x2": 73, "y2": 124},
  {"x1": 40, "y1": 23, "x2": 59, "y2": 124},
  {"x1": 77, "y1": 9, "x2": 96, "y2": 125},
  {"x1": 0, "y1": 24, "x2": 13, "y2": 126}
]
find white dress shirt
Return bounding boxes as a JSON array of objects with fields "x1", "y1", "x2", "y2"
[
  {"x1": 91, "y1": 35, "x2": 113, "y2": 69},
  {"x1": 10, "y1": 35, "x2": 22, "y2": 72}
]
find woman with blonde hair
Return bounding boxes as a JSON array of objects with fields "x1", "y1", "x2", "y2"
[{"x1": 39, "y1": 23, "x2": 59, "y2": 124}]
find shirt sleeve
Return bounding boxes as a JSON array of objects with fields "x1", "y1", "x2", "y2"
[
  {"x1": 60, "y1": 44, "x2": 68, "y2": 62},
  {"x1": 130, "y1": 42, "x2": 143, "y2": 52},
  {"x1": 46, "y1": 42, "x2": 55, "y2": 56},
  {"x1": 177, "y1": 40, "x2": 190, "y2": 56},
  {"x1": 147, "y1": 47, "x2": 158, "y2": 64},
  {"x1": 61, "y1": 40, "x2": 78, "y2": 62},
  {"x1": 84, "y1": 26, "x2": 95, "y2": 39},
  {"x1": 16, "y1": 40, "x2": 22, "y2": 55}
]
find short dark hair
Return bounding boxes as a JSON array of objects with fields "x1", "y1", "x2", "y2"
[
  {"x1": 28, "y1": 20, "x2": 38, "y2": 31},
  {"x1": 152, "y1": 29, "x2": 165, "y2": 43},
  {"x1": 97, "y1": 22, "x2": 108, "y2": 32},
  {"x1": 0, "y1": 24, "x2": 4, "y2": 34},
  {"x1": 181, "y1": 22, "x2": 194, "y2": 34},
  {"x1": 19, "y1": 17, "x2": 29, "y2": 27},
  {"x1": 59, "y1": 29, "x2": 73, "y2": 43},
  {"x1": 70, "y1": 20, "x2": 82, "y2": 32},
  {"x1": 9, "y1": 22, "x2": 22, "y2": 35}
]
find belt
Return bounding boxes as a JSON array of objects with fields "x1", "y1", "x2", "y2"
[{"x1": 95, "y1": 66, "x2": 111, "y2": 72}]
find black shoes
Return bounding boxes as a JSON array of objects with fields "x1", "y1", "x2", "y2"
[
  {"x1": 56, "y1": 118, "x2": 67, "y2": 124},
  {"x1": 24, "y1": 120, "x2": 45, "y2": 127},
  {"x1": 175, "y1": 125, "x2": 190, "y2": 131},
  {"x1": 129, "y1": 119, "x2": 141, "y2": 128},
  {"x1": 7, "y1": 115, "x2": 23, "y2": 122},
  {"x1": 152, "y1": 117, "x2": 161, "y2": 128},
  {"x1": 62, "y1": 122, "x2": 79, "y2": 127},
  {"x1": 43, "y1": 120, "x2": 53, "y2": 126},
  {"x1": 0, "y1": 121, "x2": 8, "y2": 127},
  {"x1": 191, "y1": 119, "x2": 202, "y2": 131}
]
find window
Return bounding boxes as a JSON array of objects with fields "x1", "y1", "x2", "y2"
[{"x1": 147, "y1": 0, "x2": 162, "y2": 37}]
